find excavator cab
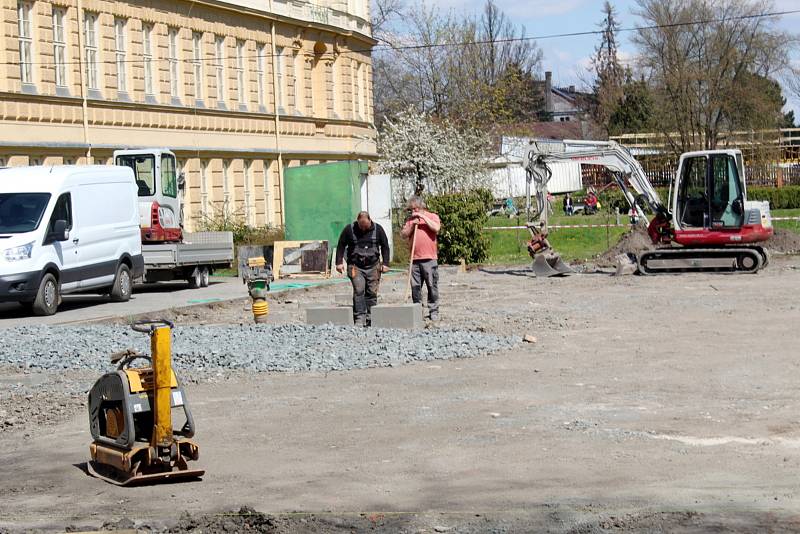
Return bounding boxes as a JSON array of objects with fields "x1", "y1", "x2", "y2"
[
  {"x1": 114, "y1": 149, "x2": 184, "y2": 243},
  {"x1": 675, "y1": 151, "x2": 745, "y2": 231}
]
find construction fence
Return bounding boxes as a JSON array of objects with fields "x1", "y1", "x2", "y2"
[{"x1": 600, "y1": 128, "x2": 800, "y2": 189}]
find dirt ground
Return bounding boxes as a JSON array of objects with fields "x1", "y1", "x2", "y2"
[{"x1": 2, "y1": 256, "x2": 800, "y2": 532}]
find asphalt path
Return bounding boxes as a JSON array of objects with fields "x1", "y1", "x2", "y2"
[{"x1": 0, "y1": 277, "x2": 246, "y2": 327}]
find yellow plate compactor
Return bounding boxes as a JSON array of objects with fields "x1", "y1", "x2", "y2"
[{"x1": 87, "y1": 319, "x2": 204, "y2": 486}]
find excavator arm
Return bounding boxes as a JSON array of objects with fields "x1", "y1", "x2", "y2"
[{"x1": 523, "y1": 139, "x2": 669, "y2": 223}]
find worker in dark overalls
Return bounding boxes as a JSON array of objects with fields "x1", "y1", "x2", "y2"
[{"x1": 335, "y1": 211, "x2": 391, "y2": 327}]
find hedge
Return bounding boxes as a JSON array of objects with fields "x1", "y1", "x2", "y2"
[
  {"x1": 747, "y1": 186, "x2": 800, "y2": 210},
  {"x1": 426, "y1": 189, "x2": 493, "y2": 264},
  {"x1": 572, "y1": 185, "x2": 800, "y2": 211}
]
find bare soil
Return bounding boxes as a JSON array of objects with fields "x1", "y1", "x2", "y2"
[
  {"x1": 595, "y1": 226, "x2": 654, "y2": 267},
  {"x1": 766, "y1": 228, "x2": 800, "y2": 254},
  {"x1": 3, "y1": 259, "x2": 800, "y2": 532}
]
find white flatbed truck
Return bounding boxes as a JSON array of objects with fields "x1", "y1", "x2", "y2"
[{"x1": 114, "y1": 148, "x2": 234, "y2": 289}]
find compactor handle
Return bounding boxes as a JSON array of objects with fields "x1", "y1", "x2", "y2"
[
  {"x1": 116, "y1": 354, "x2": 152, "y2": 370},
  {"x1": 131, "y1": 318, "x2": 175, "y2": 334}
]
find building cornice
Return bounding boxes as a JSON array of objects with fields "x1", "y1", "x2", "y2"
[
  {"x1": 0, "y1": 139, "x2": 377, "y2": 159},
  {"x1": 0, "y1": 92, "x2": 377, "y2": 132},
  {"x1": 187, "y1": 0, "x2": 377, "y2": 46}
]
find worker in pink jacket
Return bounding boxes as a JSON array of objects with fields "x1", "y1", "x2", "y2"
[{"x1": 401, "y1": 196, "x2": 442, "y2": 321}]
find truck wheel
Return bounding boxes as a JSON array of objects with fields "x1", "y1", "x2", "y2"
[
  {"x1": 31, "y1": 273, "x2": 59, "y2": 316},
  {"x1": 187, "y1": 268, "x2": 202, "y2": 289},
  {"x1": 200, "y1": 267, "x2": 210, "y2": 287},
  {"x1": 110, "y1": 264, "x2": 132, "y2": 302}
]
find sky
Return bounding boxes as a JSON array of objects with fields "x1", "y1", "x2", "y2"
[{"x1": 397, "y1": 0, "x2": 800, "y2": 114}]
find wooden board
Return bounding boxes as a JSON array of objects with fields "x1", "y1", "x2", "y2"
[{"x1": 272, "y1": 240, "x2": 329, "y2": 279}]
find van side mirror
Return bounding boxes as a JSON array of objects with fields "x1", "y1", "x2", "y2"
[
  {"x1": 732, "y1": 198, "x2": 744, "y2": 215},
  {"x1": 178, "y1": 172, "x2": 186, "y2": 191},
  {"x1": 50, "y1": 219, "x2": 69, "y2": 242}
]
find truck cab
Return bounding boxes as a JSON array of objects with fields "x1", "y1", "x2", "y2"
[{"x1": 114, "y1": 149, "x2": 184, "y2": 243}]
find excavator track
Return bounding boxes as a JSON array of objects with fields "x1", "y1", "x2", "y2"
[{"x1": 638, "y1": 247, "x2": 765, "y2": 275}]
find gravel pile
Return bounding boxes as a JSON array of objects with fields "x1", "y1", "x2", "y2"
[{"x1": 0, "y1": 325, "x2": 517, "y2": 374}]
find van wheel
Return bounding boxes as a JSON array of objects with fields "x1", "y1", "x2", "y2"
[
  {"x1": 32, "y1": 273, "x2": 59, "y2": 316},
  {"x1": 187, "y1": 268, "x2": 202, "y2": 289},
  {"x1": 110, "y1": 264, "x2": 132, "y2": 302},
  {"x1": 200, "y1": 267, "x2": 210, "y2": 287}
]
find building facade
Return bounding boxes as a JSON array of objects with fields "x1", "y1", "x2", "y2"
[{"x1": 0, "y1": 0, "x2": 377, "y2": 229}]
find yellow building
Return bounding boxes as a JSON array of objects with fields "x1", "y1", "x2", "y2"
[{"x1": 0, "y1": 0, "x2": 377, "y2": 229}]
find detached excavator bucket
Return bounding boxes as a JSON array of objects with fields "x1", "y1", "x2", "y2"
[
  {"x1": 614, "y1": 253, "x2": 638, "y2": 276},
  {"x1": 532, "y1": 254, "x2": 573, "y2": 277},
  {"x1": 549, "y1": 255, "x2": 574, "y2": 275}
]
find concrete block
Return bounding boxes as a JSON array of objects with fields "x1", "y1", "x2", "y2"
[
  {"x1": 306, "y1": 306, "x2": 353, "y2": 326},
  {"x1": 333, "y1": 293, "x2": 353, "y2": 306},
  {"x1": 371, "y1": 304, "x2": 423, "y2": 330},
  {"x1": 332, "y1": 293, "x2": 382, "y2": 306}
]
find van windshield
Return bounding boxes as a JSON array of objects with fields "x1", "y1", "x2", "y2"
[
  {"x1": 116, "y1": 154, "x2": 156, "y2": 197},
  {"x1": 0, "y1": 193, "x2": 51, "y2": 234}
]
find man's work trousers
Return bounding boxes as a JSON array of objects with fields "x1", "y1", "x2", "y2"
[
  {"x1": 411, "y1": 259, "x2": 439, "y2": 317},
  {"x1": 349, "y1": 263, "x2": 381, "y2": 326}
]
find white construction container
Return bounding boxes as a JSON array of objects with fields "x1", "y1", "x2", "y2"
[{"x1": 490, "y1": 160, "x2": 582, "y2": 199}]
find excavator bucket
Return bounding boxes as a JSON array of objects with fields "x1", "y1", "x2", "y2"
[
  {"x1": 549, "y1": 255, "x2": 575, "y2": 275},
  {"x1": 614, "y1": 253, "x2": 638, "y2": 276},
  {"x1": 532, "y1": 254, "x2": 573, "y2": 277}
]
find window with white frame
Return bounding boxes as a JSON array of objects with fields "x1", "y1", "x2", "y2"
[
  {"x1": 236, "y1": 40, "x2": 246, "y2": 106},
  {"x1": 143, "y1": 24, "x2": 157, "y2": 96},
  {"x1": 359, "y1": 63, "x2": 367, "y2": 119},
  {"x1": 200, "y1": 160, "x2": 209, "y2": 216},
  {"x1": 84, "y1": 12, "x2": 99, "y2": 90},
  {"x1": 222, "y1": 160, "x2": 231, "y2": 210},
  {"x1": 192, "y1": 32, "x2": 203, "y2": 100},
  {"x1": 215, "y1": 36, "x2": 226, "y2": 104},
  {"x1": 331, "y1": 58, "x2": 338, "y2": 116},
  {"x1": 244, "y1": 161, "x2": 254, "y2": 226},
  {"x1": 114, "y1": 18, "x2": 128, "y2": 93},
  {"x1": 17, "y1": 2, "x2": 33, "y2": 85},
  {"x1": 256, "y1": 44, "x2": 266, "y2": 108},
  {"x1": 262, "y1": 160, "x2": 272, "y2": 225},
  {"x1": 275, "y1": 46, "x2": 285, "y2": 110},
  {"x1": 52, "y1": 7, "x2": 67, "y2": 88},
  {"x1": 294, "y1": 51, "x2": 304, "y2": 114},
  {"x1": 168, "y1": 28, "x2": 180, "y2": 99},
  {"x1": 351, "y1": 60, "x2": 359, "y2": 119}
]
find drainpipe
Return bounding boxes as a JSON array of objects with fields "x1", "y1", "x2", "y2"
[
  {"x1": 76, "y1": 0, "x2": 91, "y2": 162},
  {"x1": 268, "y1": 4, "x2": 285, "y2": 226}
]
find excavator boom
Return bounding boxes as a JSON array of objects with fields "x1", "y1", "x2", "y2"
[{"x1": 524, "y1": 139, "x2": 667, "y2": 222}]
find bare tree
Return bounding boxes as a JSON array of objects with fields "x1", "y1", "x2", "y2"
[
  {"x1": 633, "y1": 0, "x2": 793, "y2": 153},
  {"x1": 371, "y1": 0, "x2": 404, "y2": 39},
  {"x1": 373, "y1": 0, "x2": 544, "y2": 127}
]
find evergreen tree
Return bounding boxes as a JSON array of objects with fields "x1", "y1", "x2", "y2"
[
  {"x1": 608, "y1": 71, "x2": 654, "y2": 136},
  {"x1": 591, "y1": 1, "x2": 625, "y2": 135}
]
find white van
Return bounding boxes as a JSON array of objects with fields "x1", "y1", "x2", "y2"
[{"x1": 0, "y1": 165, "x2": 143, "y2": 315}]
